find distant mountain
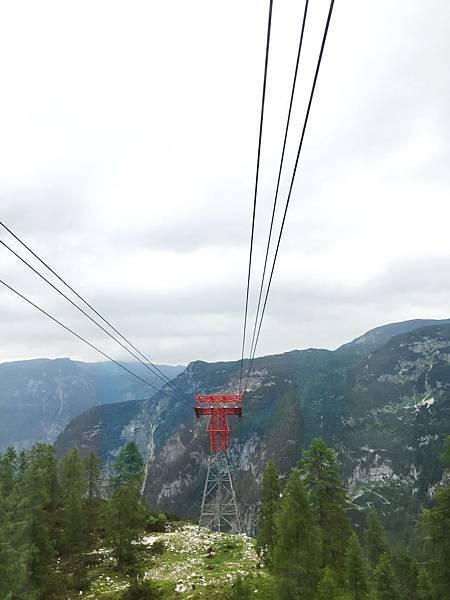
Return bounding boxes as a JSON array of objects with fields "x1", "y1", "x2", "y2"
[
  {"x1": 0, "y1": 358, "x2": 184, "y2": 450},
  {"x1": 337, "y1": 318, "x2": 450, "y2": 356},
  {"x1": 55, "y1": 320, "x2": 450, "y2": 533}
]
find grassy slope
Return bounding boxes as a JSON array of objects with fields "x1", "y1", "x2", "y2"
[{"x1": 75, "y1": 524, "x2": 275, "y2": 599}]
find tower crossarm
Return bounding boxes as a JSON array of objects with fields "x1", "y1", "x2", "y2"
[
  {"x1": 194, "y1": 394, "x2": 242, "y2": 418},
  {"x1": 194, "y1": 394, "x2": 242, "y2": 452}
]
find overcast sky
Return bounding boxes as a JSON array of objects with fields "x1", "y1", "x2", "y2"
[{"x1": 1, "y1": 0, "x2": 449, "y2": 366}]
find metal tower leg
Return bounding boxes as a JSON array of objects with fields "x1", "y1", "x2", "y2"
[{"x1": 199, "y1": 451, "x2": 242, "y2": 533}]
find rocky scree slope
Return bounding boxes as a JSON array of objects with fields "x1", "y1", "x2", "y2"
[
  {"x1": 75, "y1": 523, "x2": 268, "y2": 600},
  {"x1": 55, "y1": 319, "x2": 450, "y2": 531}
]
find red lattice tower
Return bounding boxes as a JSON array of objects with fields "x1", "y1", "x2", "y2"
[
  {"x1": 194, "y1": 394, "x2": 242, "y2": 532},
  {"x1": 195, "y1": 394, "x2": 242, "y2": 453}
]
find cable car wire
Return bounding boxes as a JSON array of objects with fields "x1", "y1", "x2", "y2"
[
  {"x1": 0, "y1": 220, "x2": 188, "y2": 399},
  {"x1": 0, "y1": 278, "x2": 162, "y2": 392},
  {"x1": 238, "y1": 0, "x2": 274, "y2": 394},
  {"x1": 0, "y1": 238, "x2": 188, "y2": 399},
  {"x1": 247, "y1": 0, "x2": 310, "y2": 367},
  {"x1": 244, "y1": 0, "x2": 335, "y2": 389}
]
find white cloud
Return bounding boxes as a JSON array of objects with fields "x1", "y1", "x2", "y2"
[{"x1": 0, "y1": 0, "x2": 449, "y2": 365}]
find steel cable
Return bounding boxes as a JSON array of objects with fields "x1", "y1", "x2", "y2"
[
  {"x1": 244, "y1": 0, "x2": 335, "y2": 390},
  {"x1": 238, "y1": 0, "x2": 274, "y2": 394}
]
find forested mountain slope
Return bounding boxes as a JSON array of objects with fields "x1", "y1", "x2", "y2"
[
  {"x1": 55, "y1": 319, "x2": 450, "y2": 530},
  {"x1": 0, "y1": 358, "x2": 183, "y2": 450}
]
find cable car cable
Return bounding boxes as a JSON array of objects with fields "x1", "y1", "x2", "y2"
[
  {"x1": 244, "y1": 0, "x2": 335, "y2": 389},
  {"x1": 238, "y1": 0, "x2": 274, "y2": 394},
  {"x1": 0, "y1": 278, "x2": 162, "y2": 392},
  {"x1": 0, "y1": 220, "x2": 188, "y2": 399},
  {"x1": 0, "y1": 238, "x2": 186, "y2": 398},
  {"x1": 247, "y1": 0, "x2": 310, "y2": 367}
]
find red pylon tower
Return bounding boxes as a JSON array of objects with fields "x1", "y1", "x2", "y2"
[{"x1": 195, "y1": 394, "x2": 242, "y2": 532}]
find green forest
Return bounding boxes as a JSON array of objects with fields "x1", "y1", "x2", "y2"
[{"x1": 0, "y1": 437, "x2": 449, "y2": 599}]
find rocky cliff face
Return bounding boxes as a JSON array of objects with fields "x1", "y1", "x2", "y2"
[
  {"x1": 0, "y1": 358, "x2": 183, "y2": 450},
  {"x1": 54, "y1": 319, "x2": 450, "y2": 532}
]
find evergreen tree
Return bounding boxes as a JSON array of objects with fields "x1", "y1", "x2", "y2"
[
  {"x1": 83, "y1": 452, "x2": 102, "y2": 546},
  {"x1": 416, "y1": 567, "x2": 433, "y2": 600},
  {"x1": 60, "y1": 451, "x2": 91, "y2": 593},
  {"x1": 256, "y1": 460, "x2": 280, "y2": 566},
  {"x1": 0, "y1": 479, "x2": 27, "y2": 599},
  {"x1": 60, "y1": 448, "x2": 86, "y2": 556},
  {"x1": 0, "y1": 538, "x2": 26, "y2": 599},
  {"x1": 421, "y1": 435, "x2": 450, "y2": 596},
  {"x1": 273, "y1": 468, "x2": 321, "y2": 600},
  {"x1": 366, "y1": 509, "x2": 387, "y2": 568},
  {"x1": 373, "y1": 553, "x2": 401, "y2": 600},
  {"x1": 18, "y1": 449, "x2": 30, "y2": 477},
  {"x1": 0, "y1": 447, "x2": 17, "y2": 496},
  {"x1": 14, "y1": 444, "x2": 62, "y2": 598},
  {"x1": 113, "y1": 442, "x2": 144, "y2": 487},
  {"x1": 121, "y1": 579, "x2": 163, "y2": 599},
  {"x1": 315, "y1": 567, "x2": 341, "y2": 600},
  {"x1": 108, "y1": 442, "x2": 146, "y2": 570},
  {"x1": 84, "y1": 452, "x2": 101, "y2": 500},
  {"x1": 391, "y1": 550, "x2": 419, "y2": 600},
  {"x1": 105, "y1": 470, "x2": 147, "y2": 571},
  {"x1": 344, "y1": 532, "x2": 369, "y2": 600},
  {"x1": 300, "y1": 438, "x2": 351, "y2": 574}
]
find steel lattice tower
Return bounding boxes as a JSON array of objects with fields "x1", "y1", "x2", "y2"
[{"x1": 194, "y1": 394, "x2": 242, "y2": 532}]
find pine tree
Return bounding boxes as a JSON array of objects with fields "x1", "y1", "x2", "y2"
[
  {"x1": 273, "y1": 468, "x2": 321, "y2": 600},
  {"x1": 256, "y1": 460, "x2": 280, "y2": 566},
  {"x1": 0, "y1": 450, "x2": 29, "y2": 599},
  {"x1": 18, "y1": 449, "x2": 30, "y2": 477},
  {"x1": 391, "y1": 550, "x2": 420, "y2": 600},
  {"x1": 105, "y1": 479, "x2": 147, "y2": 571},
  {"x1": 416, "y1": 567, "x2": 433, "y2": 600},
  {"x1": 84, "y1": 452, "x2": 101, "y2": 500},
  {"x1": 344, "y1": 532, "x2": 369, "y2": 600},
  {"x1": 15, "y1": 444, "x2": 62, "y2": 598},
  {"x1": 0, "y1": 447, "x2": 17, "y2": 496},
  {"x1": 121, "y1": 579, "x2": 163, "y2": 599},
  {"x1": 0, "y1": 537, "x2": 25, "y2": 599},
  {"x1": 373, "y1": 553, "x2": 401, "y2": 600},
  {"x1": 421, "y1": 435, "x2": 450, "y2": 596},
  {"x1": 106, "y1": 446, "x2": 146, "y2": 571},
  {"x1": 0, "y1": 476, "x2": 27, "y2": 599},
  {"x1": 59, "y1": 448, "x2": 86, "y2": 557},
  {"x1": 113, "y1": 442, "x2": 144, "y2": 487},
  {"x1": 83, "y1": 452, "x2": 102, "y2": 546},
  {"x1": 300, "y1": 437, "x2": 351, "y2": 574},
  {"x1": 315, "y1": 567, "x2": 341, "y2": 600},
  {"x1": 366, "y1": 509, "x2": 387, "y2": 568}
]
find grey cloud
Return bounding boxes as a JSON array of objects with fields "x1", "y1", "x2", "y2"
[
  {"x1": 2, "y1": 253, "x2": 450, "y2": 364},
  {"x1": 1, "y1": 182, "x2": 90, "y2": 237},
  {"x1": 0, "y1": 1, "x2": 449, "y2": 364}
]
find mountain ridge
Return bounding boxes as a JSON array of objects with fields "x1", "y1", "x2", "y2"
[
  {"x1": 54, "y1": 318, "x2": 450, "y2": 531},
  {"x1": 0, "y1": 357, "x2": 184, "y2": 450}
]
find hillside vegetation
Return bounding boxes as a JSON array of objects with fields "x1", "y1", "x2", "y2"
[
  {"x1": 80, "y1": 524, "x2": 273, "y2": 600},
  {"x1": 1, "y1": 436, "x2": 450, "y2": 599},
  {"x1": 55, "y1": 320, "x2": 450, "y2": 532}
]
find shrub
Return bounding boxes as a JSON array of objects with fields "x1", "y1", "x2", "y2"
[
  {"x1": 150, "y1": 540, "x2": 165, "y2": 556},
  {"x1": 145, "y1": 513, "x2": 168, "y2": 533},
  {"x1": 121, "y1": 579, "x2": 163, "y2": 599}
]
